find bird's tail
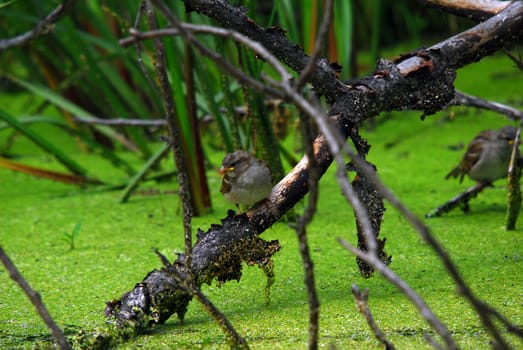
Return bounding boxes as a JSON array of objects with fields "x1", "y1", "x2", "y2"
[{"x1": 445, "y1": 167, "x2": 465, "y2": 183}]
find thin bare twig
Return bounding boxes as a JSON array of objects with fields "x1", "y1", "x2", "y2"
[
  {"x1": 338, "y1": 239, "x2": 455, "y2": 350},
  {"x1": 121, "y1": 25, "x2": 214, "y2": 46},
  {"x1": 453, "y1": 91, "x2": 523, "y2": 121},
  {"x1": 351, "y1": 284, "x2": 395, "y2": 350},
  {"x1": 347, "y1": 154, "x2": 516, "y2": 348},
  {"x1": 144, "y1": 0, "x2": 194, "y2": 275},
  {"x1": 0, "y1": 246, "x2": 70, "y2": 350},
  {"x1": 187, "y1": 282, "x2": 249, "y2": 349},
  {"x1": 73, "y1": 115, "x2": 166, "y2": 126},
  {"x1": 132, "y1": 1, "x2": 163, "y2": 101},
  {"x1": 504, "y1": 49, "x2": 523, "y2": 71},
  {"x1": 146, "y1": 2, "x2": 249, "y2": 348},
  {"x1": 295, "y1": 97, "x2": 322, "y2": 350},
  {"x1": 0, "y1": 0, "x2": 74, "y2": 51}
]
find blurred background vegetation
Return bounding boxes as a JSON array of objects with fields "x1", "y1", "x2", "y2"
[{"x1": 0, "y1": 0, "x2": 476, "y2": 215}]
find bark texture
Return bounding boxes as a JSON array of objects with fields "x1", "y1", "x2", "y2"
[{"x1": 105, "y1": 0, "x2": 523, "y2": 335}]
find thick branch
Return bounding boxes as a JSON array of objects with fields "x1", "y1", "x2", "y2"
[
  {"x1": 105, "y1": 211, "x2": 281, "y2": 328},
  {"x1": 397, "y1": 2, "x2": 523, "y2": 75},
  {"x1": 420, "y1": 0, "x2": 513, "y2": 21}
]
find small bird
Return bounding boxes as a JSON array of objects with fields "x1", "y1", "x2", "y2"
[
  {"x1": 445, "y1": 126, "x2": 519, "y2": 184},
  {"x1": 219, "y1": 150, "x2": 272, "y2": 209}
]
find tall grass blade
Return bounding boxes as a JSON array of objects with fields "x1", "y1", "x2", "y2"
[
  {"x1": 334, "y1": 0, "x2": 353, "y2": 78},
  {"x1": 274, "y1": 0, "x2": 300, "y2": 45},
  {"x1": 0, "y1": 109, "x2": 89, "y2": 176},
  {"x1": 120, "y1": 143, "x2": 171, "y2": 203},
  {"x1": 239, "y1": 47, "x2": 285, "y2": 182},
  {"x1": 0, "y1": 156, "x2": 99, "y2": 185},
  {"x1": 370, "y1": 0, "x2": 383, "y2": 71},
  {"x1": 0, "y1": 113, "x2": 137, "y2": 177},
  {"x1": 9, "y1": 75, "x2": 138, "y2": 152}
]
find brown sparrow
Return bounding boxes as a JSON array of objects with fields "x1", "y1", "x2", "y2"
[
  {"x1": 445, "y1": 126, "x2": 519, "y2": 184},
  {"x1": 219, "y1": 150, "x2": 272, "y2": 209}
]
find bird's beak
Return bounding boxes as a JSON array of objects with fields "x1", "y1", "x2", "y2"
[{"x1": 218, "y1": 166, "x2": 234, "y2": 175}]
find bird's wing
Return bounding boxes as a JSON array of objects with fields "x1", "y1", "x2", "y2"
[{"x1": 445, "y1": 133, "x2": 488, "y2": 182}]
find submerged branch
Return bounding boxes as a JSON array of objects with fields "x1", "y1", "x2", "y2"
[{"x1": 425, "y1": 182, "x2": 488, "y2": 218}]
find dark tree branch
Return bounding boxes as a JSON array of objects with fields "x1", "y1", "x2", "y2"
[
  {"x1": 350, "y1": 163, "x2": 391, "y2": 278},
  {"x1": 145, "y1": 0, "x2": 194, "y2": 259},
  {"x1": 154, "y1": 249, "x2": 249, "y2": 349},
  {"x1": 0, "y1": 246, "x2": 70, "y2": 350},
  {"x1": 396, "y1": 2, "x2": 523, "y2": 76},
  {"x1": 0, "y1": 0, "x2": 74, "y2": 51}
]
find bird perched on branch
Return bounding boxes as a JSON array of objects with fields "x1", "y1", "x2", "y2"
[
  {"x1": 219, "y1": 150, "x2": 272, "y2": 210},
  {"x1": 445, "y1": 126, "x2": 520, "y2": 184}
]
